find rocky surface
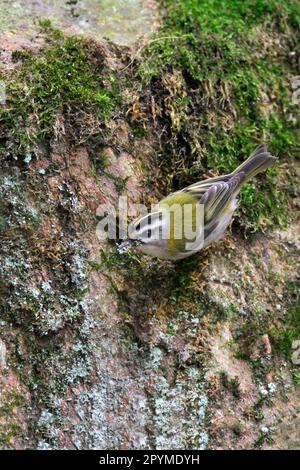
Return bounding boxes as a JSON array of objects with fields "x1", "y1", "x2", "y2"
[
  {"x1": 0, "y1": 0, "x2": 159, "y2": 71},
  {"x1": 0, "y1": 0, "x2": 159, "y2": 45},
  {"x1": 0, "y1": 117, "x2": 299, "y2": 450}
]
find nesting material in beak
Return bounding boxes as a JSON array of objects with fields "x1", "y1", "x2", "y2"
[{"x1": 117, "y1": 239, "x2": 143, "y2": 254}]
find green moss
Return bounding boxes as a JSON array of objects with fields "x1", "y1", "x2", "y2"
[
  {"x1": 104, "y1": 172, "x2": 129, "y2": 194},
  {"x1": 293, "y1": 372, "x2": 300, "y2": 386},
  {"x1": 0, "y1": 424, "x2": 22, "y2": 449},
  {"x1": 234, "y1": 350, "x2": 250, "y2": 361},
  {"x1": 168, "y1": 253, "x2": 200, "y2": 304},
  {"x1": 220, "y1": 371, "x2": 241, "y2": 399},
  {"x1": 0, "y1": 22, "x2": 118, "y2": 154},
  {"x1": 0, "y1": 391, "x2": 25, "y2": 449},
  {"x1": 270, "y1": 304, "x2": 300, "y2": 357},
  {"x1": 99, "y1": 248, "x2": 143, "y2": 274},
  {"x1": 137, "y1": 0, "x2": 300, "y2": 231},
  {"x1": 162, "y1": 0, "x2": 299, "y2": 35},
  {"x1": 0, "y1": 390, "x2": 25, "y2": 418},
  {"x1": 268, "y1": 277, "x2": 299, "y2": 358}
]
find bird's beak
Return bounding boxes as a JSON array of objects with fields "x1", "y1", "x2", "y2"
[{"x1": 117, "y1": 239, "x2": 144, "y2": 254}]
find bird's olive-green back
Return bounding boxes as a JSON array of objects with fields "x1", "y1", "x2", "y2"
[{"x1": 159, "y1": 192, "x2": 199, "y2": 257}]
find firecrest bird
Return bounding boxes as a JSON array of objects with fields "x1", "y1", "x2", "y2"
[{"x1": 118, "y1": 144, "x2": 277, "y2": 260}]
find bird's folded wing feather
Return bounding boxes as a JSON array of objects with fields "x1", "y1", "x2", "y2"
[
  {"x1": 181, "y1": 173, "x2": 231, "y2": 197},
  {"x1": 199, "y1": 172, "x2": 246, "y2": 222},
  {"x1": 178, "y1": 143, "x2": 274, "y2": 199}
]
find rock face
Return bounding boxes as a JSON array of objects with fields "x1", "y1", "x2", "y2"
[
  {"x1": 0, "y1": 136, "x2": 299, "y2": 450},
  {"x1": 0, "y1": 0, "x2": 159, "y2": 46},
  {"x1": 0, "y1": 2, "x2": 300, "y2": 451},
  {"x1": 0, "y1": 0, "x2": 159, "y2": 74}
]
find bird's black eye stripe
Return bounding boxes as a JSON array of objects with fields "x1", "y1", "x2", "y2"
[
  {"x1": 159, "y1": 212, "x2": 163, "y2": 239},
  {"x1": 136, "y1": 222, "x2": 140, "y2": 231},
  {"x1": 146, "y1": 214, "x2": 152, "y2": 238}
]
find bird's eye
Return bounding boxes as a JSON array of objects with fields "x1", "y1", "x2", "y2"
[{"x1": 136, "y1": 223, "x2": 141, "y2": 231}]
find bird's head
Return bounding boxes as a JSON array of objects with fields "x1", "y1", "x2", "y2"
[{"x1": 117, "y1": 192, "x2": 201, "y2": 260}]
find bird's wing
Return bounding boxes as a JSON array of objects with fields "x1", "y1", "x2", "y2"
[
  {"x1": 179, "y1": 143, "x2": 276, "y2": 199},
  {"x1": 200, "y1": 172, "x2": 246, "y2": 223},
  {"x1": 181, "y1": 173, "x2": 231, "y2": 198}
]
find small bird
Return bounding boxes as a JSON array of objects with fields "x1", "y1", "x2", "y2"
[{"x1": 118, "y1": 144, "x2": 277, "y2": 260}]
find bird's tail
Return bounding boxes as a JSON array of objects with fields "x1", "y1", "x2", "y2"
[{"x1": 231, "y1": 144, "x2": 277, "y2": 182}]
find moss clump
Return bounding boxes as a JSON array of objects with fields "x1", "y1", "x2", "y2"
[
  {"x1": 0, "y1": 390, "x2": 25, "y2": 449},
  {"x1": 220, "y1": 371, "x2": 241, "y2": 399},
  {"x1": 135, "y1": 0, "x2": 300, "y2": 231},
  {"x1": 270, "y1": 304, "x2": 300, "y2": 357},
  {"x1": 0, "y1": 390, "x2": 25, "y2": 418},
  {"x1": 0, "y1": 22, "x2": 118, "y2": 155},
  {"x1": 267, "y1": 278, "x2": 299, "y2": 358}
]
